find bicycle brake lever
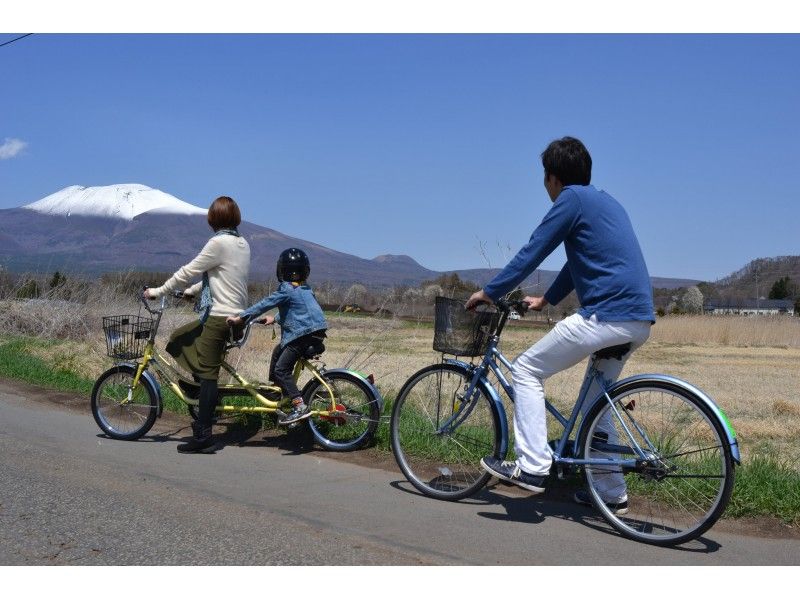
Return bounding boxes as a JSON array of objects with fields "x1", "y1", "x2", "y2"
[{"x1": 139, "y1": 287, "x2": 152, "y2": 310}]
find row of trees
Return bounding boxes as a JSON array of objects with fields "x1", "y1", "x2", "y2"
[
  {"x1": 311, "y1": 273, "x2": 483, "y2": 316},
  {"x1": 0, "y1": 268, "x2": 82, "y2": 301},
  {"x1": 6, "y1": 266, "x2": 797, "y2": 320},
  {"x1": 656, "y1": 275, "x2": 800, "y2": 317},
  {"x1": 0, "y1": 266, "x2": 574, "y2": 322},
  {"x1": 0, "y1": 268, "x2": 485, "y2": 317}
]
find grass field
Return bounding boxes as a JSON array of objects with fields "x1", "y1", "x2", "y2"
[
  {"x1": 3, "y1": 302, "x2": 800, "y2": 467},
  {"x1": 322, "y1": 313, "x2": 800, "y2": 467},
  {"x1": 2, "y1": 299, "x2": 799, "y2": 523}
]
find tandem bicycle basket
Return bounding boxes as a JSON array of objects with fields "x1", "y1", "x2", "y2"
[
  {"x1": 433, "y1": 296, "x2": 500, "y2": 357},
  {"x1": 102, "y1": 315, "x2": 153, "y2": 360}
]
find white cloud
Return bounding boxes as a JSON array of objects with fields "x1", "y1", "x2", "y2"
[{"x1": 0, "y1": 138, "x2": 28, "y2": 160}]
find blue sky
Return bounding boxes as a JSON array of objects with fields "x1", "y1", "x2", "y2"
[{"x1": 1, "y1": 32, "x2": 798, "y2": 281}]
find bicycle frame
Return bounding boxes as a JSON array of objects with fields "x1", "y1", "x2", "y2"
[
  {"x1": 126, "y1": 295, "x2": 339, "y2": 418},
  {"x1": 437, "y1": 313, "x2": 740, "y2": 471}
]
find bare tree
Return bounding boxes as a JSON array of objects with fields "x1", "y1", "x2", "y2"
[
  {"x1": 344, "y1": 283, "x2": 369, "y2": 306},
  {"x1": 679, "y1": 286, "x2": 704, "y2": 314},
  {"x1": 422, "y1": 284, "x2": 443, "y2": 300}
]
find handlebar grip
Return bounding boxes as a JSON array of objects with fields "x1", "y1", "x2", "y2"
[
  {"x1": 139, "y1": 287, "x2": 166, "y2": 314},
  {"x1": 495, "y1": 297, "x2": 529, "y2": 317}
]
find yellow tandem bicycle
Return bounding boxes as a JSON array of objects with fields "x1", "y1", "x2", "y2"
[{"x1": 90, "y1": 291, "x2": 383, "y2": 451}]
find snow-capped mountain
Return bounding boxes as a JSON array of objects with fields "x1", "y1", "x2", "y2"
[
  {"x1": 22, "y1": 184, "x2": 207, "y2": 220},
  {"x1": 1, "y1": 184, "x2": 446, "y2": 285},
  {"x1": 1, "y1": 183, "x2": 698, "y2": 289}
]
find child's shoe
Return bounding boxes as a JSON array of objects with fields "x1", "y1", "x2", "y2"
[{"x1": 280, "y1": 399, "x2": 311, "y2": 425}]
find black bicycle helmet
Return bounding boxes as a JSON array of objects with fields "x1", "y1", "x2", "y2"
[{"x1": 276, "y1": 247, "x2": 310, "y2": 282}]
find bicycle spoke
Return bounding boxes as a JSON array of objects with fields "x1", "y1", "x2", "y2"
[
  {"x1": 582, "y1": 381, "x2": 733, "y2": 545},
  {"x1": 391, "y1": 365, "x2": 499, "y2": 500},
  {"x1": 92, "y1": 369, "x2": 159, "y2": 440},
  {"x1": 306, "y1": 373, "x2": 379, "y2": 451}
]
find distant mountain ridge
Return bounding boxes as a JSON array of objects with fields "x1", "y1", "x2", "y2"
[
  {"x1": 1, "y1": 183, "x2": 698, "y2": 290},
  {"x1": 711, "y1": 256, "x2": 800, "y2": 300}
]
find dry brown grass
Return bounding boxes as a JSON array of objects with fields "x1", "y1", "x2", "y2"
[
  {"x1": 2, "y1": 297, "x2": 799, "y2": 469},
  {"x1": 310, "y1": 315, "x2": 800, "y2": 470},
  {"x1": 227, "y1": 314, "x2": 800, "y2": 469},
  {"x1": 650, "y1": 314, "x2": 800, "y2": 348}
]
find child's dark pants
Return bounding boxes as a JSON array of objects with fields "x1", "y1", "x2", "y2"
[{"x1": 269, "y1": 331, "x2": 326, "y2": 399}]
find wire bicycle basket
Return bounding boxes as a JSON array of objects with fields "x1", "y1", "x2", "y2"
[
  {"x1": 102, "y1": 315, "x2": 153, "y2": 360},
  {"x1": 432, "y1": 296, "x2": 500, "y2": 357}
]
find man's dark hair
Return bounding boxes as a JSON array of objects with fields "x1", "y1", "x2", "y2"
[{"x1": 541, "y1": 136, "x2": 592, "y2": 186}]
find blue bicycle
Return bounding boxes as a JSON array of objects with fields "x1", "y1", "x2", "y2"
[{"x1": 389, "y1": 296, "x2": 739, "y2": 546}]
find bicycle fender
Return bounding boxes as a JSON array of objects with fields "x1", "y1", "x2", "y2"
[
  {"x1": 302, "y1": 368, "x2": 385, "y2": 412},
  {"x1": 444, "y1": 359, "x2": 511, "y2": 457},
  {"x1": 115, "y1": 362, "x2": 164, "y2": 418},
  {"x1": 576, "y1": 374, "x2": 741, "y2": 465}
]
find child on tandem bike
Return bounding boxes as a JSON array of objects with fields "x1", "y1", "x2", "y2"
[{"x1": 227, "y1": 247, "x2": 327, "y2": 425}]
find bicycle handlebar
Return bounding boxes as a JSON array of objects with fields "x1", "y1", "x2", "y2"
[
  {"x1": 225, "y1": 316, "x2": 259, "y2": 349},
  {"x1": 139, "y1": 288, "x2": 193, "y2": 314},
  {"x1": 139, "y1": 287, "x2": 165, "y2": 314},
  {"x1": 495, "y1": 297, "x2": 529, "y2": 317}
]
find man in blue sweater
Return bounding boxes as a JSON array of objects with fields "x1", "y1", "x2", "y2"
[{"x1": 466, "y1": 136, "x2": 654, "y2": 511}]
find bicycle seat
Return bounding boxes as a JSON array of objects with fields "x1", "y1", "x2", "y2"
[
  {"x1": 303, "y1": 341, "x2": 326, "y2": 359},
  {"x1": 593, "y1": 342, "x2": 632, "y2": 361}
]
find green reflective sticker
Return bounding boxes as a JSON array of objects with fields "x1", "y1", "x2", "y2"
[{"x1": 718, "y1": 408, "x2": 737, "y2": 438}]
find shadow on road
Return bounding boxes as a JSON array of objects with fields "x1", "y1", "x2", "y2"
[
  {"x1": 386, "y1": 475, "x2": 722, "y2": 553},
  {"x1": 475, "y1": 482, "x2": 722, "y2": 553}
]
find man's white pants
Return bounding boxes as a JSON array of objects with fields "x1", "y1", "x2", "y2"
[{"x1": 511, "y1": 313, "x2": 651, "y2": 499}]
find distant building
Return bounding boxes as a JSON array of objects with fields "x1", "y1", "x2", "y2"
[{"x1": 704, "y1": 299, "x2": 795, "y2": 316}]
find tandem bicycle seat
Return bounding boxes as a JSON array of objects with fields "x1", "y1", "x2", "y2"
[{"x1": 303, "y1": 340, "x2": 326, "y2": 359}]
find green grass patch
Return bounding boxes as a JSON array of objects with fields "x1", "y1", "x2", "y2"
[
  {"x1": 727, "y1": 454, "x2": 800, "y2": 525},
  {"x1": 371, "y1": 395, "x2": 395, "y2": 452},
  {"x1": 0, "y1": 336, "x2": 95, "y2": 395},
  {"x1": 160, "y1": 385, "x2": 191, "y2": 415}
]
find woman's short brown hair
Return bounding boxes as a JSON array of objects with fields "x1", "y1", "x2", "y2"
[{"x1": 207, "y1": 196, "x2": 241, "y2": 231}]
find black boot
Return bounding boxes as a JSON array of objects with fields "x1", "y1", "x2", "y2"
[
  {"x1": 177, "y1": 379, "x2": 218, "y2": 453},
  {"x1": 177, "y1": 421, "x2": 215, "y2": 453}
]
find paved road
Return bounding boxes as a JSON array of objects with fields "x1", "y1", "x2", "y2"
[{"x1": 1, "y1": 379, "x2": 798, "y2": 565}]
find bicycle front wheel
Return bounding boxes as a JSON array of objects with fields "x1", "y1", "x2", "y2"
[
  {"x1": 579, "y1": 379, "x2": 735, "y2": 546},
  {"x1": 91, "y1": 366, "x2": 159, "y2": 440},
  {"x1": 305, "y1": 371, "x2": 381, "y2": 451},
  {"x1": 390, "y1": 364, "x2": 503, "y2": 501}
]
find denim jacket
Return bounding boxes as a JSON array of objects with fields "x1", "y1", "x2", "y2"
[{"x1": 239, "y1": 281, "x2": 328, "y2": 347}]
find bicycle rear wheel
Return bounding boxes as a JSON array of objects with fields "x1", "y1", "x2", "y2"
[
  {"x1": 579, "y1": 379, "x2": 735, "y2": 546},
  {"x1": 305, "y1": 371, "x2": 380, "y2": 451},
  {"x1": 390, "y1": 363, "x2": 503, "y2": 501},
  {"x1": 91, "y1": 366, "x2": 159, "y2": 440}
]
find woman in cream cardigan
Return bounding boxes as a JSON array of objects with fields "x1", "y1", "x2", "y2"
[{"x1": 145, "y1": 196, "x2": 250, "y2": 453}]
